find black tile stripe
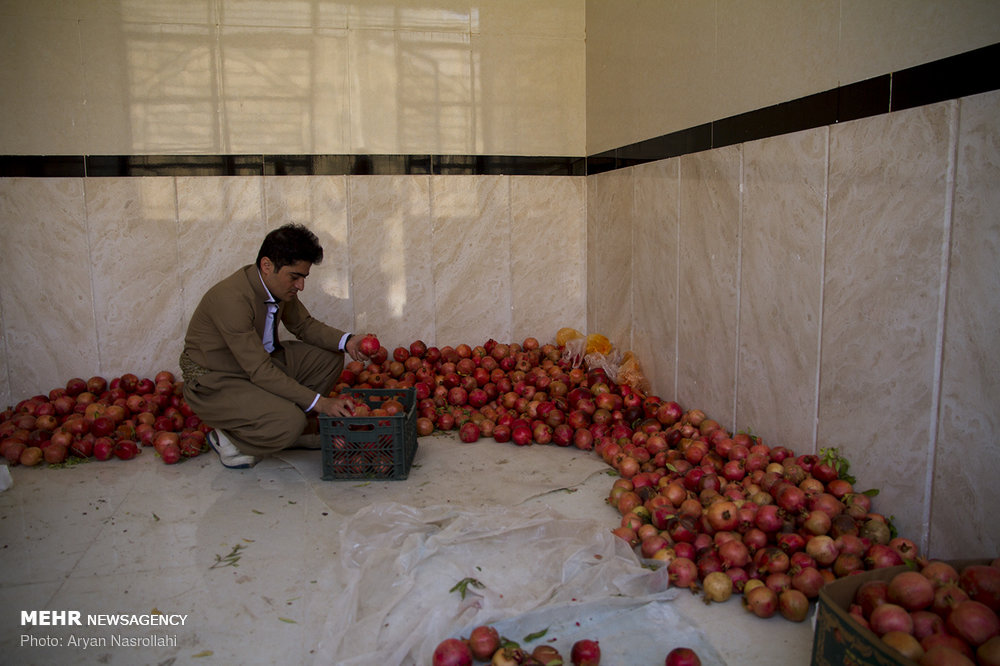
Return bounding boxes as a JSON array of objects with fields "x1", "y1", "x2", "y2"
[
  {"x1": 892, "y1": 42, "x2": 1000, "y2": 112},
  {"x1": 1, "y1": 43, "x2": 996, "y2": 178},
  {"x1": 0, "y1": 155, "x2": 85, "y2": 177}
]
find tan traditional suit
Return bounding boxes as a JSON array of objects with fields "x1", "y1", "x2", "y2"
[{"x1": 180, "y1": 265, "x2": 346, "y2": 455}]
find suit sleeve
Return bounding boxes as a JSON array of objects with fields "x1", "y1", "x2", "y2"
[{"x1": 281, "y1": 298, "x2": 347, "y2": 351}]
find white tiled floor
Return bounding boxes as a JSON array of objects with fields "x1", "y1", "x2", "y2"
[{"x1": 1, "y1": 435, "x2": 815, "y2": 665}]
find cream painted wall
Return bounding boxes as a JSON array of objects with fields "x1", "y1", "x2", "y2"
[
  {"x1": 586, "y1": 0, "x2": 1000, "y2": 154},
  {"x1": 0, "y1": 0, "x2": 586, "y2": 156}
]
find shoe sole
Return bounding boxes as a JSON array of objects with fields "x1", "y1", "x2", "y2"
[{"x1": 207, "y1": 431, "x2": 258, "y2": 469}]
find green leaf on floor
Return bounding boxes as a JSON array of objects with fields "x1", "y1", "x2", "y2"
[
  {"x1": 450, "y1": 577, "x2": 485, "y2": 599},
  {"x1": 210, "y1": 543, "x2": 247, "y2": 569},
  {"x1": 523, "y1": 627, "x2": 549, "y2": 642}
]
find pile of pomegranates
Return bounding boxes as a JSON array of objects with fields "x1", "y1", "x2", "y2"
[
  {"x1": 331, "y1": 335, "x2": 998, "y2": 662},
  {"x1": 431, "y1": 623, "x2": 700, "y2": 666},
  {"x1": 849, "y1": 562, "x2": 1000, "y2": 665},
  {"x1": 0, "y1": 372, "x2": 209, "y2": 467}
]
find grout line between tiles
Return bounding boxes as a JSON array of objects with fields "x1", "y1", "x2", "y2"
[
  {"x1": 923, "y1": 100, "x2": 960, "y2": 556},
  {"x1": 813, "y1": 126, "x2": 831, "y2": 453},
  {"x1": 81, "y1": 180, "x2": 103, "y2": 376},
  {"x1": 732, "y1": 147, "x2": 744, "y2": 434},
  {"x1": 673, "y1": 159, "x2": 681, "y2": 400}
]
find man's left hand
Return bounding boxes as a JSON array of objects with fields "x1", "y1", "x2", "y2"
[{"x1": 345, "y1": 333, "x2": 370, "y2": 362}]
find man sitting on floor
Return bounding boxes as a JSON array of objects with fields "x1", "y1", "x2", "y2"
[{"x1": 180, "y1": 223, "x2": 370, "y2": 468}]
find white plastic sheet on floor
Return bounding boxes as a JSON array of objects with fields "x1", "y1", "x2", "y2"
[
  {"x1": 278, "y1": 435, "x2": 614, "y2": 515},
  {"x1": 312, "y1": 501, "x2": 724, "y2": 665},
  {"x1": 278, "y1": 435, "x2": 725, "y2": 664}
]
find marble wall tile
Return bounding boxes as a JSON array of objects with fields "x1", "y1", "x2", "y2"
[
  {"x1": 84, "y1": 178, "x2": 185, "y2": 378},
  {"x1": 676, "y1": 147, "x2": 742, "y2": 428},
  {"x1": 176, "y1": 177, "x2": 267, "y2": 328},
  {"x1": 0, "y1": 306, "x2": 9, "y2": 409},
  {"x1": 264, "y1": 176, "x2": 353, "y2": 338},
  {"x1": 586, "y1": 168, "x2": 633, "y2": 352},
  {"x1": 221, "y1": 26, "x2": 350, "y2": 154},
  {"x1": 0, "y1": 179, "x2": 95, "y2": 400},
  {"x1": 738, "y1": 128, "x2": 827, "y2": 451},
  {"x1": 431, "y1": 175, "x2": 511, "y2": 347},
  {"x1": 348, "y1": 176, "x2": 436, "y2": 350},
  {"x1": 932, "y1": 90, "x2": 1000, "y2": 558},
  {"x1": 821, "y1": 102, "x2": 954, "y2": 546},
  {"x1": 510, "y1": 176, "x2": 587, "y2": 345},
  {"x1": 631, "y1": 158, "x2": 680, "y2": 400}
]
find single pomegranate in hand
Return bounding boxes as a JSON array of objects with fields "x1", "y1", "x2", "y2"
[
  {"x1": 570, "y1": 639, "x2": 601, "y2": 665},
  {"x1": 358, "y1": 334, "x2": 380, "y2": 357}
]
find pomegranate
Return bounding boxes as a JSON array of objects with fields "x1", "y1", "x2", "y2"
[
  {"x1": 664, "y1": 647, "x2": 702, "y2": 666},
  {"x1": 934, "y1": 584, "x2": 971, "y2": 617},
  {"x1": 867, "y1": 544, "x2": 905, "y2": 569},
  {"x1": 922, "y1": 561, "x2": 961, "y2": 588},
  {"x1": 357, "y1": 334, "x2": 380, "y2": 358},
  {"x1": 870, "y1": 603, "x2": 914, "y2": 636},
  {"x1": 458, "y1": 421, "x2": 480, "y2": 443},
  {"x1": 432, "y1": 638, "x2": 473, "y2": 666},
  {"x1": 889, "y1": 570, "x2": 936, "y2": 611},
  {"x1": 467, "y1": 626, "x2": 500, "y2": 662},
  {"x1": 912, "y1": 610, "x2": 945, "y2": 640},
  {"x1": 717, "y1": 540, "x2": 751, "y2": 569},
  {"x1": 570, "y1": 639, "x2": 600, "y2": 666},
  {"x1": 532, "y1": 645, "x2": 563, "y2": 665},
  {"x1": 978, "y1": 636, "x2": 1000, "y2": 666},
  {"x1": 921, "y1": 633, "x2": 975, "y2": 660},
  {"x1": 779, "y1": 589, "x2": 810, "y2": 622},
  {"x1": 919, "y1": 644, "x2": 976, "y2": 665},
  {"x1": 744, "y1": 584, "x2": 779, "y2": 618},
  {"x1": 959, "y1": 565, "x2": 1000, "y2": 612},
  {"x1": 805, "y1": 535, "x2": 839, "y2": 567},
  {"x1": 791, "y1": 566, "x2": 826, "y2": 599},
  {"x1": 43, "y1": 443, "x2": 68, "y2": 464},
  {"x1": 668, "y1": 557, "x2": 699, "y2": 590},
  {"x1": 945, "y1": 600, "x2": 1000, "y2": 646},
  {"x1": 93, "y1": 437, "x2": 115, "y2": 461},
  {"x1": 702, "y1": 571, "x2": 733, "y2": 603},
  {"x1": 160, "y1": 443, "x2": 181, "y2": 465},
  {"x1": 882, "y1": 630, "x2": 925, "y2": 662}
]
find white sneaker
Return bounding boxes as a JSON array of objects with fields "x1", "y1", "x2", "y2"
[{"x1": 207, "y1": 430, "x2": 260, "y2": 469}]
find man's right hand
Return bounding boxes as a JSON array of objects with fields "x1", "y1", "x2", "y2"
[{"x1": 314, "y1": 395, "x2": 356, "y2": 417}]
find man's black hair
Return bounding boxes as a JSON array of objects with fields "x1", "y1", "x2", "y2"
[{"x1": 256, "y1": 223, "x2": 324, "y2": 270}]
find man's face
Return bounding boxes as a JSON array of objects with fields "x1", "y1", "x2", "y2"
[{"x1": 260, "y1": 258, "x2": 311, "y2": 301}]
